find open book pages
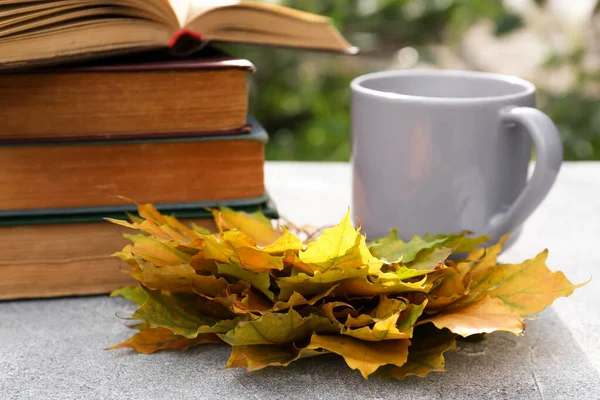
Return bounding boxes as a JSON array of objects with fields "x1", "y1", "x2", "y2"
[{"x1": 0, "y1": 0, "x2": 356, "y2": 69}]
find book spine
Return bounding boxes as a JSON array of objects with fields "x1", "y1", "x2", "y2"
[{"x1": 169, "y1": 30, "x2": 207, "y2": 56}]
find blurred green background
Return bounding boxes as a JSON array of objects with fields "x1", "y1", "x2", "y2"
[{"x1": 220, "y1": 0, "x2": 600, "y2": 161}]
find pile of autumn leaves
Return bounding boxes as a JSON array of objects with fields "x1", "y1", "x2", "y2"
[{"x1": 108, "y1": 204, "x2": 584, "y2": 380}]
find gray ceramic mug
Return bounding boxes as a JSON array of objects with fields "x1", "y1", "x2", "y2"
[{"x1": 351, "y1": 70, "x2": 563, "y2": 246}]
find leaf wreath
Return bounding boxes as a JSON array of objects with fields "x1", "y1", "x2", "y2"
[{"x1": 108, "y1": 204, "x2": 588, "y2": 380}]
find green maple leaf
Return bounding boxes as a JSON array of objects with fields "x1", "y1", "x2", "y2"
[{"x1": 218, "y1": 308, "x2": 339, "y2": 346}]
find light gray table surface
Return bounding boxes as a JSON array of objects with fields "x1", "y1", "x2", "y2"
[{"x1": 1, "y1": 161, "x2": 599, "y2": 399}]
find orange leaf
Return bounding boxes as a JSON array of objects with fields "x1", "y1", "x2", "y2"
[
  {"x1": 128, "y1": 235, "x2": 191, "y2": 266},
  {"x1": 201, "y1": 232, "x2": 283, "y2": 272},
  {"x1": 426, "y1": 263, "x2": 473, "y2": 310},
  {"x1": 129, "y1": 259, "x2": 229, "y2": 298},
  {"x1": 420, "y1": 295, "x2": 525, "y2": 337},
  {"x1": 214, "y1": 206, "x2": 281, "y2": 247}
]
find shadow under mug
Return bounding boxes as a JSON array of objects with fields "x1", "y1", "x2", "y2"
[{"x1": 350, "y1": 70, "x2": 563, "y2": 246}]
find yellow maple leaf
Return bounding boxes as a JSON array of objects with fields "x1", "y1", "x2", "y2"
[
  {"x1": 219, "y1": 309, "x2": 339, "y2": 346},
  {"x1": 420, "y1": 295, "x2": 525, "y2": 337},
  {"x1": 108, "y1": 328, "x2": 221, "y2": 354},
  {"x1": 277, "y1": 267, "x2": 368, "y2": 300},
  {"x1": 108, "y1": 203, "x2": 201, "y2": 244},
  {"x1": 225, "y1": 344, "x2": 322, "y2": 372},
  {"x1": 299, "y1": 210, "x2": 382, "y2": 273},
  {"x1": 485, "y1": 251, "x2": 589, "y2": 316},
  {"x1": 132, "y1": 259, "x2": 229, "y2": 298},
  {"x1": 334, "y1": 275, "x2": 431, "y2": 297},
  {"x1": 213, "y1": 206, "x2": 281, "y2": 247},
  {"x1": 307, "y1": 334, "x2": 411, "y2": 379},
  {"x1": 127, "y1": 235, "x2": 191, "y2": 266},
  {"x1": 425, "y1": 263, "x2": 474, "y2": 310},
  {"x1": 201, "y1": 231, "x2": 284, "y2": 272},
  {"x1": 343, "y1": 300, "x2": 427, "y2": 341},
  {"x1": 262, "y1": 228, "x2": 304, "y2": 253}
]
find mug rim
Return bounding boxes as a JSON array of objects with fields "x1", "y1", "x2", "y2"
[{"x1": 351, "y1": 69, "x2": 536, "y2": 103}]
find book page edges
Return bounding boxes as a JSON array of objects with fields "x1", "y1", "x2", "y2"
[{"x1": 183, "y1": 2, "x2": 357, "y2": 53}]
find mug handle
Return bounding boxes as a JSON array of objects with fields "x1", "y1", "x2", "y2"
[{"x1": 486, "y1": 106, "x2": 563, "y2": 242}]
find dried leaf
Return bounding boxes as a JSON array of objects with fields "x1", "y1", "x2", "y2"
[
  {"x1": 109, "y1": 328, "x2": 221, "y2": 354},
  {"x1": 396, "y1": 301, "x2": 429, "y2": 335},
  {"x1": 262, "y1": 228, "x2": 304, "y2": 253},
  {"x1": 271, "y1": 285, "x2": 338, "y2": 312},
  {"x1": 320, "y1": 301, "x2": 357, "y2": 325},
  {"x1": 376, "y1": 328, "x2": 456, "y2": 379},
  {"x1": 230, "y1": 287, "x2": 272, "y2": 315},
  {"x1": 214, "y1": 206, "x2": 281, "y2": 247},
  {"x1": 420, "y1": 295, "x2": 525, "y2": 337},
  {"x1": 201, "y1": 232, "x2": 284, "y2": 272},
  {"x1": 225, "y1": 344, "x2": 322, "y2": 371},
  {"x1": 128, "y1": 235, "x2": 191, "y2": 266},
  {"x1": 112, "y1": 203, "x2": 200, "y2": 244},
  {"x1": 342, "y1": 314, "x2": 408, "y2": 341},
  {"x1": 424, "y1": 231, "x2": 489, "y2": 253},
  {"x1": 129, "y1": 258, "x2": 229, "y2": 297},
  {"x1": 485, "y1": 251, "x2": 588, "y2": 316},
  {"x1": 217, "y1": 263, "x2": 274, "y2": 301},
  {"x1": 132, "y1": 289, "x2": 239, "y2": 338},
  {"x1": 405, "y1": 247, "x2": 453, "y2": 272},
  {"x1": 109, "y1": 203, "x2": 586, "y2": 381},
  {"x1": 299, "y1": 210, "x2": 382, "y2": 274},
  {"x1": 282, "y1": 250, "x2": 313, "y2": 274},
  {"x1": 377, "y1": 247, "x2": 451, "y2": 283},
  {"x1": 371, "y1": 295, "x2": 409, "y2": 319},
  {"x1": 219, "y1": 309, "x2": 339, "y2": 346},
  {"x1": 368, "y1": 230, "x2": 447, "y2": 263},
  {"x1": 343, "y1": 300, "x2": 427, "y2": 341},
  {"x1": 344, "y1": 295, "x2": 408, "y2": 328},
  {"x1": 110, "y1": 286, "x2": 148, "y2": 306},
  {"x1": 426, "y1": 263, "x2": 473, "y2": 310},
  {"x1": 307, "y1": 334, "x2": 411, "y2": 379},
  {"x1": 334, "y1": 275, "x2": 431, "y2": 298},
  {"x1": 277, "y1": 268, "x2": 369, "y2": 300}
]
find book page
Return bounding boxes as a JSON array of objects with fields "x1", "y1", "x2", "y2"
[
  {"x1": 183, "y1": 2, "x2": 355, "y2": 54},
  {"x1": 187, "y1": 0, "x2": 239, "y2": 24},
  {"x1": 167, "y1": 0, "x2": 190, "y2": 27}
]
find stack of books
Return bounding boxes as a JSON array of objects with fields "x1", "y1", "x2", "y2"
[{"x1": 0, "y1": 1, "x2": 355, "y2": 300}]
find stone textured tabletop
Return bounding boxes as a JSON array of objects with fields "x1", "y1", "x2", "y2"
[{"x1": 1, "y1": 162, "x2": 599, "y2": 399}]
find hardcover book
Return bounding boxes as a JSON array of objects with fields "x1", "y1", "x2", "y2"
[
  {"x1": 0, "y1": 0, "x2": 357, "y2": 70},
  {"x1": 0, "y1": 116, "x2": 268, "y2": 212},
  {"x1": 0, "y1": 199, "x2": 279, "y2": 300},
  {"x1": 0, "y1": 47, "x2": 255, "y2": 141}
]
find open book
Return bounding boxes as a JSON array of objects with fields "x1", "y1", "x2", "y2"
[{"x1": 0, "y1": 0, "x2": 357, "y2": 69}]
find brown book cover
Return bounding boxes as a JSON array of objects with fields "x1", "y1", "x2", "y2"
[
  {"x1": 0, "y1": 117, "x2": 268, "y2": 212},
  {"x1": 0, "y1": 217, "x2": 216, "y2": 300},
  {"x1": 0, "y1": 47, "x2": 255, "y2": 142},
  {"x1": 0, "y1": 199, "x2": 279, "y2": 300}
]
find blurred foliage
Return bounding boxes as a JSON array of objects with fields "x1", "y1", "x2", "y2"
[{"x1": 219, "y1": 0, "x2": 600, "y2": 161}]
